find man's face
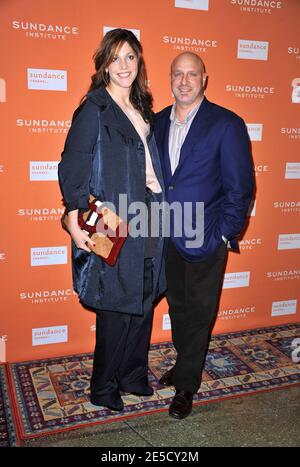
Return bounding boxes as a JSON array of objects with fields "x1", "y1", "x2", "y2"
[{"x1": 171, "y1": 54, "x2": 207, "y2": 107}]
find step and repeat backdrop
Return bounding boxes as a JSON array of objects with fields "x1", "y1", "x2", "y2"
[{"x1": 0, "y1": 0, "x2": 299, "y2": 362}]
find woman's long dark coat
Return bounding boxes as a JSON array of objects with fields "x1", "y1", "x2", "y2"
[{"x1": 58, "y1": 88, "x2": 166, "y2": 315}]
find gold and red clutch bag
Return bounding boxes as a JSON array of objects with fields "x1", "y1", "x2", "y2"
[{"x1": 61, "y1": 195, "x2": 128, "y2": 266}]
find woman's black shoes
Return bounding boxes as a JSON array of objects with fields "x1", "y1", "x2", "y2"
[{"x1": 159, "y1": 366, "x2": 175, "y2": 386}]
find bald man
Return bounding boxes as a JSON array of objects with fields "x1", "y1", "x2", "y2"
[{"x1": 154, "y1": 53, "x2": 254, "y2": 419}]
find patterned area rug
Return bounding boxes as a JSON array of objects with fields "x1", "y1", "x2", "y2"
[
  {"x1": 0, "y1": 365, "x2": 19, "y2": 447},
  {"x1": 8, "y1": 323, "x2": 300, "y2": 440}
]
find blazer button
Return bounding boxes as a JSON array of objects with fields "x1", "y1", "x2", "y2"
[{"x1": 169, "y1": 185, "x2": 174, "y2": 190}]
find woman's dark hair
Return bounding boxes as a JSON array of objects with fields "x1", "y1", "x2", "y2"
[{"x1": 86, "y1": 28, "x2": 153, "y2": 124}]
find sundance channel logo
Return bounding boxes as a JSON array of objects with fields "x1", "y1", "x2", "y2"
[
  {"x1": 163, "y1": 314, "x2": 171, "y2": 331},
  {"x1": 246, "y1": 123, "x2": 263, "y2": 141},
  {"x1": 32, "y1": 325, "x2": 68, "y2": 346},
  {"x1": 27, "y1": 68, "x2": 67, "y2": 91},
  {"x1": 12, "y1": 20, "x2": 79, "y2": 40},
  {"x1": 230, "y1": 0, "x2": 283, "y2": 15},
  {"x1": 218, "y1": 305, "x2": 256, "y2": 321},
  {"x1": 291, "y1": 78, "x2": 300, "y2": 104},
  {"x1": 247, "y1": 199, "x2": 256, "y2": 216},
  {"x1": 30, "y1": 161, "x2": 58, "y2": 181},
  {"x1": 0, "y1": 78, "x2": 6, "y2": 102},
  {"x1": 17, "y1": 118, "x2": 71, "y2": 134},
  {"x1": 285, "y1": 162, "x2": 300, "y2": 179},
  {"x1": 277, "y1": 234, "x2": 300, "y2": 250},
  {"x1": 223, "y1": 271, "x2": 250, "y2": 288},
  {"x1": 226, "y1": 83, "x2": 275, "y2": 100},
  {"x1": 237, "y1": 40, "x2": 269, "y2": 61},
  {"x1": 175, "y1": 0, "x2": 209, "y2": 10},
  {"x1": 30, "y1": 247, "x2": 68, "y2": 266},
  {"x1": 271, "y1": 299, "x2": 297, "y2": 317},
  {"x1": 0, "y1": 336, "x2": 7, "y2": 363}
]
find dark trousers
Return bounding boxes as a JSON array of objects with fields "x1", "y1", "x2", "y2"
[
  {"x1": 90, "y1": 258, "x2": 154, "y2": 404},
  {"x1": 166, "y1": 240, "x2": 228, "y2": 393}
]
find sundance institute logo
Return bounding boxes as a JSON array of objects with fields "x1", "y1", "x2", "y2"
[
  {"x1": 267, "y1": 269, "x2": 300, "y2": 282},
  {"x1": 288, "y1": 46, "x2": 300, "y2": 61},
  {"x1": 163, "y1": 35, "x2": 218, "y2": 53},
  {"x1": 12, "y1": 20, "x2": 79, "y2": 40},
  {"x1": 226, "y1": 83, "x2": 275, "y2": 99},
  {"x1": 240, "y1": 238, "x2": 262, "y2": 250},
  {"x1": 17, "y1": 118, "x2": 71, "y2": 134},
  {"x1": 255, "y1": 164, "x2": 269, "y2": 176},
  {"x1": 218, "y1": 306, "x2": 256, "y2": 321},
  {"x1": 281, "y1": 128, "x2": 300, "y2": 140},
  {"x1": 273, "y1": 200, "x2": 300, "y2": 214},
  {"x1": 20, "y1": 289, "x2": 77, "y2": 304},
  {"x1": 230, "y1": 0, "x2": 283, "y2": 15},
  {"x1": 18, "y1": 207, "x2": 65, "y2": 222}
]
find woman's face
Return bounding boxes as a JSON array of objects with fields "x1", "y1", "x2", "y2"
[{"x1": 106, "y1": 41, "x2": 138, "y2": 91}]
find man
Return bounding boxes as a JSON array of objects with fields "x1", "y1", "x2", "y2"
[{"x1": 154, "y1": 53, "x2": 254, "y2": 419}]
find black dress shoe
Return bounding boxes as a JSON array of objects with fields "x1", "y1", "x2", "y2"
[
  {"x1": 169, "y1": 389, "x2": 194, "y2": 420},
  {"x1": 159, "y1": 366, "x2": 175, "y2": 386}
]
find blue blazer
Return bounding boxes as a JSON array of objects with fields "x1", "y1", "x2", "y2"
[{"x1": 154, "y1": 97, "x2": 254, "y2": 262}]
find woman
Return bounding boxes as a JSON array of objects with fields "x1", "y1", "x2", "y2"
[{"x1": 58, "y1": 29, "x2": 166, "y2": 412}]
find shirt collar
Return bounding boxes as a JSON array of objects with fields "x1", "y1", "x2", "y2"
[{"x1": 170, "y1": 96, "x2": 204, "y2": 125}]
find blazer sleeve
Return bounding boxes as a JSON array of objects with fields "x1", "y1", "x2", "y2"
[
  {"x1": 58, "y1": 100, "x2": 99, "y2": 212},
  {"x1": 219, "y1": 116, "x2": 254, "y2": 241}
]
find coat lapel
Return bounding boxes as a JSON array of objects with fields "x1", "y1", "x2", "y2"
[
  {"x1": 88, "y1": 87, "x2": 142, "y2": 143},
  {"x1": 88, "y1": 87, "x2": 165, "y2": 193}
]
